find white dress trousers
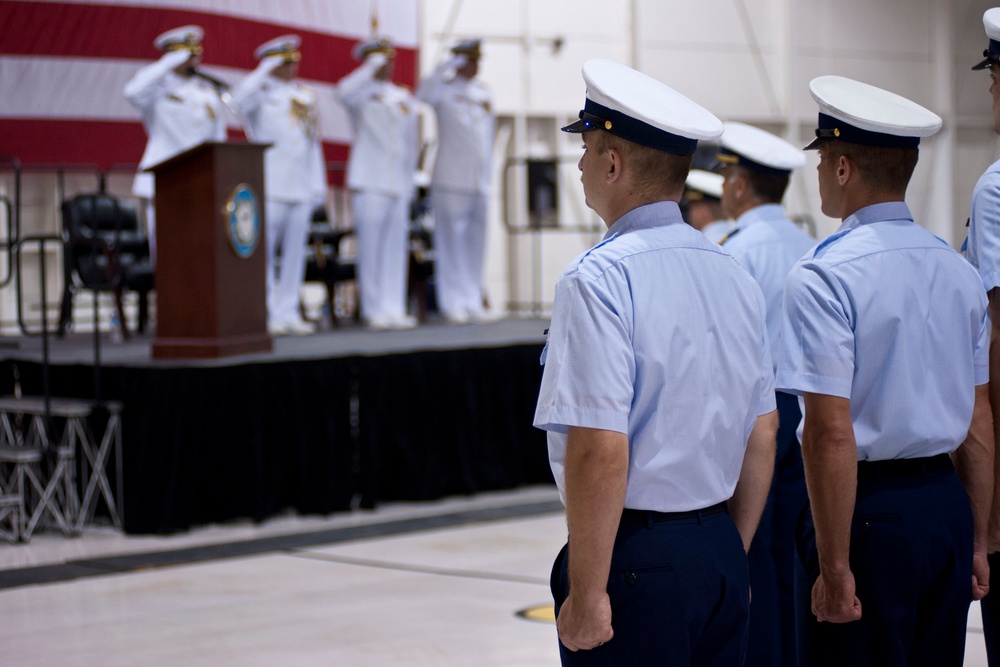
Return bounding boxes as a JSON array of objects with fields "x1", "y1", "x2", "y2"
[
  {"x1": 336, "y1": 57, "x2": 419, "y2": 323},
  {"x1": 233, "y1": 61, "x2": 327, "y2": 327},
  {"x1": 417, "y1": 61, "x2": 494, "y2": 317}
]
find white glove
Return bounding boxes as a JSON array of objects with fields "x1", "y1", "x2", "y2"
[
  {"x1": 365, "y1": 52, "x2": 389, "y2": 69},
  {"x1": 258, "y1": 55, "x2": 285, "y2": 74},
  {"x1": 449, "y1": 54, "x2": 468, "y2": 70},
  {"x1": 160, "y1": 49, "x2": 194, "y2": 69}
]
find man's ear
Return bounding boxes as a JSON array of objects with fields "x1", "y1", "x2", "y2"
[
  {"x1": 732, "y1": 171, "x2": 747, "y2": 200},
  {"x1": 837, "y1": 155, "x2": 851, "y2": 185},
  {"x1": 607, "y1": 148, "x2": 623, "y2": 184}
]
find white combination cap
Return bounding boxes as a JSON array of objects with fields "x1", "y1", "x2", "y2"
[
  {"x1": 718, "y1": 122, "x2": 805, "y2": 176},
  {"x1": 685, "y1": 170, "x2": 724, "y2": 201},
  {"x1": 561, "y1": 58, "x2": 723, "y2": 155},
  {"x1": 352, "y1": 36, "x2": 395, "y2": 61},
  {"x1": 154, "y1": 25, "x2": 203, "y2": 52},
  {"x1": 804, "y1": 75, "x2": 942, "y2": 150},
  {"x1": 451, "y1": 38, "x2": 482, "y2": 59},
  {"x1": 255, "y1": 34, "x2": 301, "y2": 62},
  {"x1": 973, "y1": 8, "x2": 1000, "y2": 70}
]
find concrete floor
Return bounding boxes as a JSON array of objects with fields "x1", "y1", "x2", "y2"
[{"x1": 0, "y1": 486, "x2": 990, "y2": 666}]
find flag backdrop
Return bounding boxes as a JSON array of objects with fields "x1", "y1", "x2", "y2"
[{"x1": 0, "y1": 0, "x2": 419, "y2": 185}]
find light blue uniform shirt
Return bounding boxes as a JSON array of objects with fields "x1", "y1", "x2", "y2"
[
  {"x1": 721, "y1": 204, "x2": 815, "y2": 360},
  {"x1": 776, "y1": 202, "x2": 989, "y2": 461},
  {"x1": 534, "y1": 201, "x2": 775, "y2": 512},
  {"x1": 965, "y1": 158, "x2": 1000, "y2": 292},
  {"x1": 702, "y1": 219, "x2": 735, "y2": 244}
]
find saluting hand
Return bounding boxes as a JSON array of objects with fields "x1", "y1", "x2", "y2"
[
  {"x1": 556, "y1": 591, "x2": 614, "y2": 652},
  {"x1": 812, "y1": 569, "x2": 862, "y2": 623}
]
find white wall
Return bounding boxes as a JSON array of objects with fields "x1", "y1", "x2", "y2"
[
  {"x1": 3, "y1": 0, "x2": 997, "y2": 329},
  {"x1": 420, "y1": 0, "x2": 1000, "y2": 314}
]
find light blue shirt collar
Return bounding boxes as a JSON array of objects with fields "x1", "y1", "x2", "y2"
[
  {"x1": 813, "y1": 201, "x2": 913, "y2": 256},
  {"x1": 603, "y1": 201, "x2": 683, "y2": 241},
  {"x1": 733, "y1": 203, "x2": 786, "y2": 230},
  {"x1": 839, "y1": 201, "x2": 913, "y2": 232}
]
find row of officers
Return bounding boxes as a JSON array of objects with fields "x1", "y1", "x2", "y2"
[
  {"x1": 124, "y1": 26, "x2": 494, "y2": 334},
  {"x1": 534, "y1": 8, "x2": 1000, "y2": 667}
]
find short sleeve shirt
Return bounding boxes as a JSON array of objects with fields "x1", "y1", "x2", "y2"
[
  {"x1": 722, "y1": 204, "x2": 816, "y2": 359},
  {"x1": 966, "y1": 158, "x2": 1000, "y2": 292},
  {"x1": 534, "y1": 201, "x2": 775, "y2": 512},
  {"x1": 776, "y1": 202, "x2": 989, "y2": 460}
]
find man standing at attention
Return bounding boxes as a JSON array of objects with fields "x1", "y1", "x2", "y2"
[
  {"x1": 964, "y1": 9, "x2": 1000, "y2": 664},
  {"x1": 233, "y1": 35, "x2": 326, "y2": 336},
  {"x1": 124, "y1": 25, "x2": 226, "y2": 266},
  {"x1": 336, "y1": 37, "x2": 420, "y2": 330},
  {"x1": 778, "y1": 75, "x2": 992, "y2": 666},
  {"x1": 534, "y1": 58, "x2": 778, "y2": 666},
  {"x1": 716, "y1": 121, "x2": 814, "y2": 667},
  {"x1": 417, "y1": 39, "x2": 495, "y2": 324}
]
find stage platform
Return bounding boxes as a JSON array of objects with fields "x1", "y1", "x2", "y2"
[{"x1": 0, "y1": 317, "x2": 554, "y2": 535}]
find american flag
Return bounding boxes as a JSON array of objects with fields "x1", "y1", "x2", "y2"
[{"x1": 0, "y1": 0, "x2": 419, "y2": 185}]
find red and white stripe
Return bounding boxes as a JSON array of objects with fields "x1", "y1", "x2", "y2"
[{"x1": 0, "y1": 0, "x2": 419, "y2": 182}]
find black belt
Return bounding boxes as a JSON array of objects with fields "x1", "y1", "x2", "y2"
[
  {"x1": 856, "y1": 453, "x2": 953, "y2": 480},
  {"x1": 621, "y1": 502, "x2": 727, "y2": 524}
]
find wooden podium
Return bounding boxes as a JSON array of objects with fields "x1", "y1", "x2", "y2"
[{"x1": 149, "y1": 141, "x2": 273, "y2": 359}]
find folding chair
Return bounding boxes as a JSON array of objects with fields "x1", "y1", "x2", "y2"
[{"x1": 0, "y1": 398, "x2": 87, "y2": 540}]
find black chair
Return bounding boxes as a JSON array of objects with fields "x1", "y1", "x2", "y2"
[
  {"x1": 302, "y1": 206, "x2": 358, "y2": 327},
  {"x1": 58, "y1": 193, "x2": 154, "y2": 339}
]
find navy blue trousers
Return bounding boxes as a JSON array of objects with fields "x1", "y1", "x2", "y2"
[
  {"x1": 550, "y1": 510, "x2": 749, "y2": 666},
  {"x1": 794, "y1": 465, "x2": 973, "y2": 666},
  {"x1": 745, "y1": 391, "x2": 806, "y2": 667},
  {"x1": 980, "y1": 552, "x2": 1000, "y2": 664}
]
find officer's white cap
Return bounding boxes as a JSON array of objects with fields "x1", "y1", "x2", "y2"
[
  {"x1": 561, "y1": 59, "x2": 722, "y2": 155},
  {"x1": 804, "y1": 75, "x2": 942, "y2": 150},
  {"x1": 255, "y1": 34, "x2": 301, "y2": 61},
  {"x1": 973, "y1": 8, "x2": 1000, "y2": 70},
  {"x1": 685, "y1": 170, "x2": 724, "y2": 201},
  {"x1": 154, "y1": 25, "x2": 203, "y2": 52},
  {"x1": 352, "y1": 36, "x2": 395, "y2": 62},
  {"x1": 451, "y1": 39, "x2": 482, "y2": 59},
  {"x1": 718, "y1": 122, "x2": 805, "y2": 176}
]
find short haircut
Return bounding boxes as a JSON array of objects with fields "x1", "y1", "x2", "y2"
[
  {"x1": 824, "y1": 140, "x2": 919, "y2": 193},
  {"x1": 591, "y1": 130, "x2": 693, "y2": 198},
  {"x1": 743, "y1": 168, "x2": 790, "y2": 204}
]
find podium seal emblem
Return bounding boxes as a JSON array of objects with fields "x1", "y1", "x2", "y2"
[{"x1": 225, "y1": 183, "x2": 261, "y2": 258}]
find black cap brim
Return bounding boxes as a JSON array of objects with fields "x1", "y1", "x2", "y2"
[
  {"x1": 973, "y1": 48, "x2": 999, "y2": 71},
  {"x1": 562, "y1": 110, "x2": 609, "y2": 134},
  {"x1": 973, "y1": 56, "x2": 995, "y2": 71},
  {"x1": 561, "y1": 118, "x2": 591, "y2": 133},
  {"x1": 803, "y1": 136, "x2": 830, "y2": 151}
]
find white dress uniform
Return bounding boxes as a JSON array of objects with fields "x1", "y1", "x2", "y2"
[
  {"x1": 335, "y1": 39, "x2": 420, "y2": 328},
  {"x1": 233, "y1": 36, "x2": 326, "y2": 335},
  {"x1": 123, "y1": 25, "x2": 226, "y2": 265},
  {"x1": 416, "y1": 40, "x2": 495, "y2": 322}
]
